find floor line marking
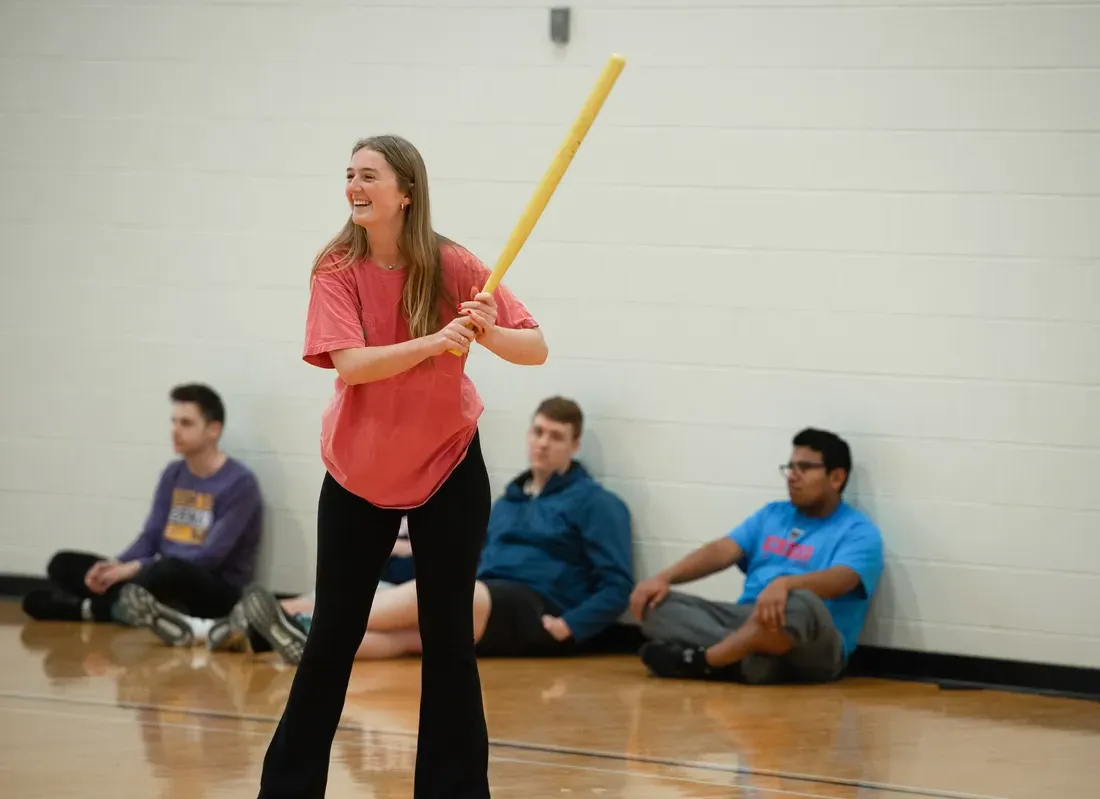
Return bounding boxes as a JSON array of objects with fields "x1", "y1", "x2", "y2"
[{"x1": 0, "y1": 688, "x2": 1009, "y2": 799}]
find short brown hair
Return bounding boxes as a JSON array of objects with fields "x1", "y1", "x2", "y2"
[
  {"x1": 534, "y1": 396, "x2": 583, "y2": 438},
  {"x1": 170, "y1": 383, "x2": 225, "y2": 426}
]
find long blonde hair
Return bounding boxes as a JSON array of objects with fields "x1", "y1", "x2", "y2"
[{"x1": 312, "y1": 135, "x2": 453, "y2": 339}]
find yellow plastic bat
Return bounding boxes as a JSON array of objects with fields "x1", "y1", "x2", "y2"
[{"x1": 449, "y1": 53, "x2": 627, "y2": 355}]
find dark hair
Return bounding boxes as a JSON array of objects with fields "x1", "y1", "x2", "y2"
[
  {"x1": 170, "y1": 383, "x2": 225, "y2": 426},
  {"x1": 792, "y1": 427, "x2": 851, "y2": 492},
  {"x1": 534, "y1": 396, "x2": 583, "y2": 438}
]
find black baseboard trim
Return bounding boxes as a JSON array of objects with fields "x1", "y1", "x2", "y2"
[
  {"x1": 3, "y1": 572, "x2": 1096, "y2": 700},
  {"x1": 0, "y1": 573, "x2": 51, "y2": 600},
  {"x1": 0, "y1": 574, "x2": 300, "y2": 601},
  {"x1": 845, "y1": 645, "x2": 1099, "y2": 702}
]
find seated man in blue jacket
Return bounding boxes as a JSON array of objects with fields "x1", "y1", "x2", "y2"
[{"x1": 219, "y1": 396, "x2": 635, "y2": 664}]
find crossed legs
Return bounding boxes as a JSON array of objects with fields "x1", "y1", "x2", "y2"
[{"x1": 639, "y1": 589, "x2": 845, "y2": 684}]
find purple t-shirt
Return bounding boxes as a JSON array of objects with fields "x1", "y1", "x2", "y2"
[{"x1": 117, "y1": 457, "x2": 263, "y2": 587}]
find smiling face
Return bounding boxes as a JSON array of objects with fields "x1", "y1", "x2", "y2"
[{"x1": 345, "y1": 147, "x2": 410, "y2": 234}]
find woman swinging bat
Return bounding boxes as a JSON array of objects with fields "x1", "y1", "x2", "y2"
[{"x1": 257, "y1": 54, "x2": 626, "y2": 799}]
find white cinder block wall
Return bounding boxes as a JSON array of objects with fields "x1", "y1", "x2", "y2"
[{"x1": 1, "y1": 0, "x2": 1097, "y2": 669}]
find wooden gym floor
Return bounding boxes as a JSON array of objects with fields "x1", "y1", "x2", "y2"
[{"x1": 2, "y1": 602, "x2": 1097, "y2": 798}]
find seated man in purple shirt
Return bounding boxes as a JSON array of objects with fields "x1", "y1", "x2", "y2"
[{"x1": 22, "y1": 384, "x2": 263, "y2": 630}]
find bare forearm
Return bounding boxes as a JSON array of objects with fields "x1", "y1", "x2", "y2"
[
  {"x1": 781, "y1": 566, "x2": 861, "y2": 599},
  {"x1": 331, "y1": 339, "x2": 436, "y2": 385},
  {"x1": 662, "y1": 537, "x2": 742, "y2": 585},
  {"x1": 480, "y1": 327, "x2": 548, "y2": 365}
]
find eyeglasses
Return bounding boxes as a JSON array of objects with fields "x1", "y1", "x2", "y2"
[{"x1": 779, "y1": 461, "x2": 827, "y2": 478}]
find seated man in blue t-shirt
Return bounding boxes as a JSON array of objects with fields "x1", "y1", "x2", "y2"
[{"x1": 630, "y1": 428, "x2": 883, "y2": 684}]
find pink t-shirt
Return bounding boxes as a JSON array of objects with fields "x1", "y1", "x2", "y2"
[{"x1": 303, "y1": 241, "x2": 538, "y2": 509}]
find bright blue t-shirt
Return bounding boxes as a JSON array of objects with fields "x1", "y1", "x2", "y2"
[{"x1": 728, "y1": 501, "x2": 884, "y2": 658}]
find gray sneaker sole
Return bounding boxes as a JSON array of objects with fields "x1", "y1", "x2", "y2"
[
  {"x1": 118, "y1": 584, "x2": 194, "y2": 647},
  {"x1": 241, "y1": 586, "x2": 306, "y2": 664},
  {"x1": 207, "y1": 602, "x2": 250, "y2": 652}
]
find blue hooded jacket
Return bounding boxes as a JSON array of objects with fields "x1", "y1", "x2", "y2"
[{"x1": 476, "y1": 461, "x2": 633, "y2": 642}]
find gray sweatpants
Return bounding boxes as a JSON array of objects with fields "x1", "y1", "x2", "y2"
[{"x1": 641, "y1": 589, "x2": 845, "y2": 684}]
